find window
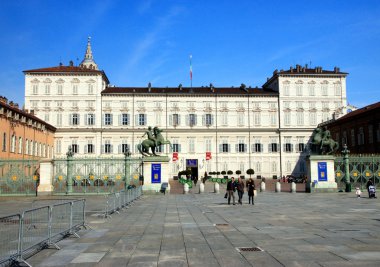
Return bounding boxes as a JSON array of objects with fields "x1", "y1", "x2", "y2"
[
  {"x1": 321, "y1": 82, "x2": 328, "y2": 96},
  {"x1": 170, "y1": 114, "x2": 180, "y2": 126},
  {"x1": 269, "y1": 143, "x2": 278, "y2": 152},
  {"x1": 237, "y1": 143, "x2": 247, "y2": 153},
  {"x1": 104, "y1": 113, "x2": 113, "y2": 125},
  {"x1": 253, "y1": 112, "x2": 261, "y2": 126},
  {"x1": 221, "y1": 112, "x2": 228, "y2": 126},
  {"x1": 271, "y1": 162, "x2": 277, "y2": 172},
  {"x1": 104, "y1": 140, "x2": 112, "y2": 154},
  {"x1": 284, "y1": 138, "x2": 293, "y2": 152},
  {"x1": 297, "y1": 143, "x2": 305, "y2": 152},
  {"x1": 205, "y1": 139, "x2": 212, "y2": 152},
  {"x1": 256, "y1": 162, "x2": 261, "y2": 173},
  {"x1": 87, "y1": 101, "x2": 94, "y2": 108},
  {"x1": 309, "y1": 112, "x2": 317, "y2": 125},
  {"x1": 237, "y1": 113, "x2": 244, "y2": 126},
  {"x1": 342, "y1": 131, "x2": 347, "y2": 146},
  {"x1": 56, "y1": 101, "x2": 63, "y2": 108},
  {"x1": 45, "y1": 84, "x2": 50, "y2": 95},
  {"x1": 57, "y1": 84, "x2": 63, "y2": 95},
  {"x1": 138, "y1": 114, "x2": 146, "y2": 126},
  {"x1": 270, "y1": 112, "x2": 277, "y2": 125},
  {"x1": 71, "y1": 113, "x2": 79, "y2": 125},
  {"x1": 56, "y1": 113, "x2": 62, "y2": 126},
  {"x1": 351, "y1": 129, "x2": 355, "y2": 146},
  {"x1": 154, "y1": 101, "x2": 162, "y2": 108},
  {"x1": 72, "y1": 84, "x2": 78, "y2": 95},
  {"x1": 188, "y1": 138, "x2": 195, "y2": 153},
  {"x1": 297, "y1": 112, "x2": 304, "y2": 126},
  {"x1": 334, "y1": 83, "x2": 341, "y2": 96},
  {"x1": 286, "y1": 161, "x2": 292, "y2": 172},
  {"x1": 296, "y1": 83, "x2": 303, "y2": 96},
  {"x1": 86, "y1": 114, "x2": 95, "y2": 125},
  {"x1": 204, "y1": 114, "x2": 213, "y2": 126},
  {"x1": 32, "y1": 84, "x2": 39, "y2": 94},
  {"x1": 358, "y1": 127, "x2": 365, "y2": 146},
  {"x1": 11, "y1": 135, "x2": 16, "y2": 153},
  {"x1": 104, "y1": 101, "x2": 111, "y2": 108},
  {"x1": 253, "y1": 143, "x2": 262, "y2": 153},
  {"x1": 189, "y1": 114, "x2": 197, "y2": 127},
  {"x1": 121, "y1": 101, "x2": 128, "y2": 109},
  {"x1": 284, "y1": 112, "x2": 291, "y2": 126},
  {"x1": 44, "y1": 113, "x2": 50, "y2": 122},
  {"x1": 283, "y1": 83, "x2": 290, "y2": 96},
  {"x1": 120, "y1": 114, "x2": 129, "y2": 125},
  {"x1": 121, "y1": 143, "x2": 130, "y2": 154},
  {"x1": 88, "y1": 84, "x2": 94, "y2": 94},
  {"x1": 172, "y1": 143, "x2": 181, "y2": 153},
  {"x1": 221, "y1": 143, "x2": 230, "y2": 153},
  {"x1": 72, "y1": 101, "x2": 78, "y2": 108},
  {"x1": 86, "y1": 141, "x2": 94, "y2": 154},
  {"x1": 137, "y1": 101, "x2": 145, "y2": 108},
  {"x1": 56, "y1": 139, "x2": 61, "y2": 154},
  {"x1": 308, "y1": 83, "x2": 315, "y2": 96},
  {"x1": 71, "y1": 140, "x2": 78, "y2": 154},
  {"x1": 155, "y1": 145, "x2": 163, "y2": 153},
  {"x1": 368, "y1": 125, "x2": 373, "y2": 144}
]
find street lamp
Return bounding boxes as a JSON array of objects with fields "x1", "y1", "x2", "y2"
[
  {"x1": 124, "y1": 147, "x2": 131, "y2": 189},
  {"x1": 342, "y1": 144, "x2": 351, "y2": 192}
]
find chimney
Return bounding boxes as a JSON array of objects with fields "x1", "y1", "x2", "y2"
[
  {"x1": 14, "y1": 103, "x2": 19, "y2": 109},
  {"x1": 178, "y1": 83, "x2": 183, "y2": 91},
  {"x1": 290, "y1": 66, "x2": 293, "y2": 73},
  {"x1": 148, "y1": 82, "x2": 152, "y2": 92},
  {"x1": 273, "y1": 69, "x2": 278, "y2": 75},
  {"x1": 296, "y1": 64, "x2": 301, "y2": 72},
  {"x1": 334, "y1": 66, "x2": 340, "y2": 73},
  {"x1": 69, "y1": 60, "x2": 74, "y2": 66},
  {"x1": 9, "y1": 101, "x2": 14, "y2": 107},
  {"x1": 30, "y1": 110, "x2": 35, "y2": 115}
]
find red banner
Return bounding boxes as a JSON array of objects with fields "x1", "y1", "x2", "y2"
[
  {"x1": 172, "y1": 152, "x2": 178, "y2": 162},
  {"x1": 206, "y1": 152, "x2": 212, "y2": 160}
]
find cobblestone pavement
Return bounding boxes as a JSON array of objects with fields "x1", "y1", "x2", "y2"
[{"x1": 1, "y1": 190, "x2": 380, "y2": 266}]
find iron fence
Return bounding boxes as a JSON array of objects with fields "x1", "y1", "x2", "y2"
[
  {"x1": 53, "y1": 157, "x2": 143, "y2": 195},
  {"x1": 335, "y1": 154, "x2": 380, "y2": 190},
  {"x1": 0, "y1": 159, "x2": 39, "y2": 196}
]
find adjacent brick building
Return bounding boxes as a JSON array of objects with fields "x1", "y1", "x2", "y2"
[
  {"x1": 0, "y1": 96, "x2": 56, "y2": 159},
  {"x1": 325, "y1": 101, "x2": 380, "y2": 154}
]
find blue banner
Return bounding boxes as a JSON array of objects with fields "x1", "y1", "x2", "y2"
[
  {"x1": 186, "y1": 159, "x2": 197, "y2": 167},
  {"x1": 151, "y1": 164, "x2": 161, "y2": 183},
  {"x1": 318, "y1": 162, "x2": 327, "y2": 181}
]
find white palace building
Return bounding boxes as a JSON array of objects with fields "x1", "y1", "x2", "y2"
[{"x1": 24, "y1": 39, "x2": 349, "y2": 179}]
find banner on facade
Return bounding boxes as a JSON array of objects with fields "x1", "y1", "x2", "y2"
[
  {"x1": 206, "y1": 152, "x2": 212, "y2": 160},
  {"x1": 151, "y1": 164, "x2": 161, "y2": 183},
  {"x1": 318, "y1": 162, "x2": 327, "y2": 181},
  {"x1": 172, "y1": 152, "x2": 178, "y2": 162},
  {"x1": 186, "y1": 159, "x2": 197, "y2": 167}
]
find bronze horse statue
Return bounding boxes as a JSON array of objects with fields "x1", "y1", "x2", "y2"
[
  {"x1": 310, "y1": 127, "x2": 339, "y2": 155},
  {"x1": 137, "y1": 127, "x2": 171, "y2": 156}
]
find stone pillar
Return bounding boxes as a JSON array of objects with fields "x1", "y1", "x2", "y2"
[
  {"x1": 214, "y1": 182, "x2": 220, "y2": 194},
  {"x1": 142, "y1": 156, "x2": 170, "y2": 193},
  {"x1": 199, "y1": 182, "x2": 205, "y2": 193},
  {"x1": 275, "y1": 181, "x2": 281, "y2": 193},
  {"x1": 38, "y1": 159, "x2": 54, "y2": 195},
  {"x1": 306, "y1": 155, "x2": 337, "y2": 193},
  {"x1": 184, "y1": 183, "x2": 189, "y2": 194},
  {"x1": 291, "y1": 182, "x2": 296, "y2": 193},
  {"x1": 260, "y1": 181, "x2": 266, "y2": 192}
]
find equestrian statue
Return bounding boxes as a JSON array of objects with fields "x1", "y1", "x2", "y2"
[
  {"x1": 137, "y1": 126, "x2": 172, "y2": 157},
  {"x1": 310, "y1": 126, "x2": 339, "y2": 155}
]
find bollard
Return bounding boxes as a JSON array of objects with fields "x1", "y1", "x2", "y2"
[
  {"x1": 291, "y1": 182, "x2": 296, "y2": 193},
  {"x1": 214, "y1": 182, "x2": 220, "y2": 194},
  {"x1": 184, "y1": 183, "x2": 189, "y2": 194},
  {"x1": 260, "y1": 181, "x2": 266, "y2": 192},
  {"x1": 199, "y1": 182, "x2": 205, "y2": 193},
  {"x1": 275, "y1": 181, "x2": 281, "y2": 192}
]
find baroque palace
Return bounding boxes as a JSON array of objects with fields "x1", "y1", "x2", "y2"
[{"x1": 24, "y1": 39, "x2": 349, "y2": 179}]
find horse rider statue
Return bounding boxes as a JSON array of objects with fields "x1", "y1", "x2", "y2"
[
  {"x1": 137, "y1": 126, "x2": 171, "y2": 157},
  {"x1": 310, "y1": 126, "x2": 339, "y2": 155}
]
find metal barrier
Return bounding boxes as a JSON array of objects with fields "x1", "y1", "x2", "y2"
[
  {"x1": 0, "y1": 199, "x2": 86, "y2": 267},
  {"x1": 102, "y1": 186, "x2": 142, "y2": 218}
]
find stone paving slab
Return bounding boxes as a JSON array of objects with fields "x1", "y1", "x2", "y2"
[{"x1": 1, "y1": 190, "x2": 380, "y2": 266}]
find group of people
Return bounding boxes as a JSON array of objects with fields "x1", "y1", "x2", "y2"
[{"x1": 225, "y1": 177, "x2": 256, "y2": 205}]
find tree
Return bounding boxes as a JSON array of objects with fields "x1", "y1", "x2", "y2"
[
  {"x1": 221, "y1": 171, "x2": 227, "y2": 176},
  {"x1": 246, "y1": 169, "x2": 255, "y2": 179},
  {"x1": 227, "y1": 170, "x2": 233, "y2": 176},
  {"x1": 236, "y1": 170, "x2": 241, "y2": 177}
]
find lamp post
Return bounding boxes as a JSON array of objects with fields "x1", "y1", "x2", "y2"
[
  {"x1": 124, "y1": 148, "x2": 131, "y2": 190},
  {"x1": 66, "y1": 147, "x2": 74, "y2": 194},
  {"x1": 342, "y1": 144, "x2": 351, "y2": 192}
]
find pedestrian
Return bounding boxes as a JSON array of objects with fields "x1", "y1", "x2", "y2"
[
  {"x1": 246, "y1": 178, "x2": 255, "y2": 205},
  {"x1": 355, "y1": 187, "x2": 361, "y2": 198},
  {"x1": 366, "y1": 179, "x2": 373, "y2": 198},
  {"x1": 226, "y1": 177, "x2": 236, "y2": 205},
  {"x1": 194, "y1": 176, "x2": 198, "y2": 186},
  {"x1": 237, "y1": 177, "x2": 245, "y2": 205}
]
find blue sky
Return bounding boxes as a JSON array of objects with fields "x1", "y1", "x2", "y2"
[{"x1": 0, "y1": 0, "x2": 379, "y2": 108}]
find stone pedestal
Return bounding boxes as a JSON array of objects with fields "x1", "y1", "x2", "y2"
[
  {"x1": 38, "y1": 159, "x2": 54, "y2": 195},
  {"x1": 306, "y1": 155, "x2": 337, "y2": 193},
  {"x1": 142, "y1": 156, "x2": 170, "y2": 193}
]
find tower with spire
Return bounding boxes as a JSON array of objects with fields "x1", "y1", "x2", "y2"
[{"x1": 80, "y1": 37, "x2": 98, "y2": 70}]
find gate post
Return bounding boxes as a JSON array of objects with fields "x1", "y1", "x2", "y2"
[
  {"x1": 124, "y1": 148, "x2": 131, "y2": 190},
  {"x1": 66, "y1": 148, "x2": 74, "y2": 194},
  {"x1": 342, "y1": 144, "x2": 351, "y2": 192}
]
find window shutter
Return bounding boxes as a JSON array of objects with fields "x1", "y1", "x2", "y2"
[
  {"x1": 119, "y1": 114, "x2": 122, "y2": 126},
  {"x1": 228, "y1": 144, "x2": 231, "y2": 153},
  {"x1": 77, "y1": 114, "x2": 80, "y2": 126},
  {"x1": 110, "y1": 114, "x2": 113, "y2": 125},
  {"x1": 177, "y1": 115, "x2": 181, "y2": 126},
  {"x1": 69, "y1": 114, "x2": 72, "y2": 125},
  {"x1": 101, "y1": 144, "x2": 105, "y2": 154},
  {"x1": 84, "y1": 145, "x2": 87, "y2": 154},
  {"x1": 202, "y1": 115, "x2": 205, "y2": 126},
  {"x1": 244, "y1": 144, "x2": 247, "y2": 152},
  {"x1": 235, "y1": 144, "x2": 238, "y2": 152},
  {"x1": 102, "y1": 114, "x2": 105, "y2": 126},
  {"x1": 268, "y1": 144, "x2": 271, "y2": 152},
  {"x1": 178, "y1": 144, "x2": 182, "y2": 152},
  {"x1": 194, "y1": 115, "x2": 197, "y2": 126},
  {"x1": 291, "y1": 144, "x2": 294, "y2": 152},
  {"x1": 211, "y1": 115, "x2": 214, "y2": 126},
  {"x1": 185, "y1": 115, "x2": 189, "y2": 126},
  {"x1": 219, "y1": 144, "x2": 222, "y2": 153},
  {"x1": 143, "y1": 114, "x2": 147, "y2": 125},
  {"x1": 85, "y1": 114, "x2": 88, "y2": 125},
  {"x1": 169, "y1": 115, "x2": 173, "y2": 126},
  {"x1": 135, "y1": 114, "x2": 138, "y2": 126},
  {"x1": 110, "y1": 145, "x2": 113, "y2": 154},
  {"x1": 118, "y1": 144, "x2": 121, "y2": 154},
  {"x1": 93, "y1": 114, "x2": 96, "y2": 125}
]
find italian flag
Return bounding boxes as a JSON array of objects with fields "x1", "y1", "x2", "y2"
[{"x1": 189, "y1": 54, "x2": 193, "y2": 80}]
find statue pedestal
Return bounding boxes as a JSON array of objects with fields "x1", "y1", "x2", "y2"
[
  {"x1": 142, "y1": 156, "x2": 170, "y2": 193},
  {"x1": 306, "y1": 155, "x2": 337, "y2": 193}
]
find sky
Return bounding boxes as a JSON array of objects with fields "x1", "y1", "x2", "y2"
[{"x1": 0, "y1": 0, "x2": 379, "y2": 108}]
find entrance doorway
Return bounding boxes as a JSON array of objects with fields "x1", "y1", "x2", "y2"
[{"x1": 186, "y1": 159, "x2": 198, "y2": 181}]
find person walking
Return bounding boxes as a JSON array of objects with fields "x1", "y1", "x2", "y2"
[
  {"x1": 246, "y1": 178, "x2": 255, "y2": 205},
  {"x1": 226, "y1": 177, "x2": 236, "y2": 205},
  {"x1": 237, "y1": 177, "x2": 245, "y2": 205}
]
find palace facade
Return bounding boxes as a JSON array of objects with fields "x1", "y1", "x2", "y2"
[{"x1": 24, "y1": 39, "x2": 349, "y2": 179}]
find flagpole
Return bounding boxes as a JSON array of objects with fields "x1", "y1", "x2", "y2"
[{"x1": 189, "y1": 54, "x2": 192, "y2": 88}]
